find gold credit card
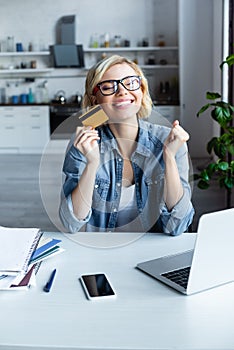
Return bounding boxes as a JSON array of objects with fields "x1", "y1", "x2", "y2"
[{"x1": 79, "y1": 105, "x2": 109, "y2": 128}]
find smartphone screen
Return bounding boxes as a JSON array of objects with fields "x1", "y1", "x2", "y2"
[{"x1": 80, "y1": 273, "x2": 115, "y2": 299}]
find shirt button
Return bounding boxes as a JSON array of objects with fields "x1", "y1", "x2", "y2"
[
  {"x1": 94, "y1": 184, "x2": 98, "y2": 188},
  {"x1": 113, "y1": 208, "x2": 117, "y2": 212},
  {"x1": 117, "y1": 182, "x2": 121, "y2": 187},
  {"x1": 118, "y1": 158, "x2": 122, "y2": 162}
]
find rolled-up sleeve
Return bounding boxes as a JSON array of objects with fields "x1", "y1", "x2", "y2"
[
  {"x1": 59, "y1": 143, "x2": 91, "y2": 233},
  {"x1": 159, "y1": 143, "x2": 195, "y2": 236},
  {"x1": 160, "y1": 196, "x2": 194, "y2": 236},
  {"x1": 59, "y1": 193, "x2": 91, "y2": 233}
]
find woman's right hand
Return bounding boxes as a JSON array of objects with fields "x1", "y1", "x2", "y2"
[{"x1": 73, "y1": 126, "x2": 100, "y2": 165}]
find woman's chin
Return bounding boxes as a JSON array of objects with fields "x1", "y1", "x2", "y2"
[{"x1": 102, "y1": 103, "x2": 140, "y2": 122}]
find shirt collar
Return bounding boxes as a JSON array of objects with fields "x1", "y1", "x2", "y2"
[{"x1": 98, "y1": 120, "x2": 153, "y2": 157}]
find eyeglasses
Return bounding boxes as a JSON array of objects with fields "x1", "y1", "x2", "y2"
[{"x1": 93, "y1": 75, "x2": 142, "y2": 96}]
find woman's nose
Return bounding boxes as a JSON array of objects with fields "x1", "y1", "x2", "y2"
[{"x1": 116, "y1": 83, "x2": 127, "y2": 95}]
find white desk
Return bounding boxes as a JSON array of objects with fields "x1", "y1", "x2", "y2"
[{"x1": 1, "y1": 231, "x2": 234, "y2": 350}]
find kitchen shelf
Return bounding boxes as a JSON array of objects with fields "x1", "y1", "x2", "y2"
[
  {"x1": 141, "y1": 64, "x2": 179, "y2": 69},
  {"x1": 83, "y1": 64, "x2": 179, "y2": 71},
  {"x1": 0, "y1": 68, "x2": 54, "y2": 76},
  {"x1": 0, "y1": 51, "x2": 52, "y2": 76},
  {"x1": 84, "y1": 46, "x2": 178, "y2": 53},
  {"x1": 0, "y1": 51, "x2": 50, "y2": 57},
  {"x1": 84, "y1": 47, "x2": 179, "y2": 69},
  {"x1": 0, "y1": 68, "x2": 53, "y2": 72}
]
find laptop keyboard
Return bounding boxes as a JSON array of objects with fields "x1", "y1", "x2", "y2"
[{"x1": 161, "y1": 266, "x2": 191, "y2": 289}]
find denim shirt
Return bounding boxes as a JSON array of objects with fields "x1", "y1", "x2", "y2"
[{"x1": 59, "y1": 119, "x2": 194, "y2": 235}]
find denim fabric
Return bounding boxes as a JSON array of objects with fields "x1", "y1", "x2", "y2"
[{"x1": 59, "y1": 119, "x2": 194, "y2": 234}]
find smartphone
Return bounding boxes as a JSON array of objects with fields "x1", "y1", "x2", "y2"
[{"x1": 80, "y1": 273, "x2": 116, "y2": 300}]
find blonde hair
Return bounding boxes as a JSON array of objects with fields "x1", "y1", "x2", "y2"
[{"x1": 82, "y1": 55, "x2": 152, "y2": 118}]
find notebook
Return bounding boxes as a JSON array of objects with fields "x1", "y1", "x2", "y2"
[
  {"x1": 0, "y1": 226, "x2": 42, "y2": 273},
  {"x1": 136, "y1": 208, "x2": 234, "y2": 295},
  {"x1": 0, "y1": 232, "x2": 65, "y2": 290}
]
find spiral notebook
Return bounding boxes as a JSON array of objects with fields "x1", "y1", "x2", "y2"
[{"x1": 0, "y1": 226, "x2": 42, "y2": 273}]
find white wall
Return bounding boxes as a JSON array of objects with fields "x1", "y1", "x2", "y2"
[
  {"x1": 179, "y1": 0, "x2": 222, "y2": 158},
  {"x1": 0, "y1": 0, "x2": 178, "y2": 101},
  {"x1": 0, "y1": 0, "x2": 222, "y2": 158},
  {"x1": 0, "y1": 0, "x2": 177, "y2": 48}
]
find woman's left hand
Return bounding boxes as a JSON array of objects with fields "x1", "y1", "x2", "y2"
[{"x1": 164, "y1": 120, "x2": 189, "y2": 157}]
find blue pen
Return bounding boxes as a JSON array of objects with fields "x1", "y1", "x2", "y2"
[
  {"x1": 43, "y1": 269, "x2": 56, "y2": 293},
  {"x1": 0, "y1": 275, "x2": 7, "y2": 280}
]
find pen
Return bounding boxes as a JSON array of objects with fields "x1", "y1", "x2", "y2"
[
  {"x1": 43, "y1": 268, "x2": 56, "y2": 293},
  {"x1": 0, "y1": 275, "x2": 7, "y2": 280}
]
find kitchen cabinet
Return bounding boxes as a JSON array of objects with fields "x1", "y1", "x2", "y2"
[{"x1": 0, "y1": 105, "x2": 50, "y2": 153}]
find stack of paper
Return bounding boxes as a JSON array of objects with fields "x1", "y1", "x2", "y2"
[{"x1": 0, "y1": 226, "x2": 64, "y2": 291}]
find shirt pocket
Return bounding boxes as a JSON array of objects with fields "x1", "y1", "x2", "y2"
[
  {"x1": 144, "y1": 173, "x2": 165, "y2": 200},
  {"x1": 145, "y1": 173, "x2": 164, "y2": 186},
  {"x1": 92, "y1": 177, "x2": 111, "y2": 205}
]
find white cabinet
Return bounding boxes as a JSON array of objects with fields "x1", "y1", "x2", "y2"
[
  {"x1": 0, "y1": 106, "x2": 50, "y2": 153},
  {"x1": 0, "y1": 107, "x2": 22, "y2": 149}
]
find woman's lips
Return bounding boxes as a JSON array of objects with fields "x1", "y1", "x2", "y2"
[{"x1": 113, "y1": 99, "x2": 134, "y2": 108}]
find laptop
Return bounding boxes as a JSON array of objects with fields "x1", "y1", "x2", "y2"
[{"x1": 136, "y1": 208, "x2": 234, "y2": 295}]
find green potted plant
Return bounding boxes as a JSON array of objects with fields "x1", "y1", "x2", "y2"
[{"x1": 194, "y1": 54, "x2": 234, "y2": 208}]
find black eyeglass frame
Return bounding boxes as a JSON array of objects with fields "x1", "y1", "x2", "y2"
[{"x1": 93, "y1": 75, "x2": 142, "y2": 96}]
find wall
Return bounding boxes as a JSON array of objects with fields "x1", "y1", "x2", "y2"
[
  {"x1": 0, "y1": 0, "x2": 177, "y2": 101},
  {"x1": 179, "y1": 0, "x2": 224, "y2": 158},
  {"x1": 0, "y1": 0, "x2": 221, "y2": 158},
  {"x1": 0, "y1": 0, "x2": 177, "y2": 49}
]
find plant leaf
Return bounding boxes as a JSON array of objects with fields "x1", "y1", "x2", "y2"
[
  {"x1": 211, "y1": 109, "x2": 219, "y2": 122},
  {"x1": 197, "y1": 104, "x2": 210, "y2": 117},
  {"x1": 193, "y1": 173, "x2": 201, "y2": 181},
  {"x1": 214, "y1": 142, "x2": 227, "y2": 159},
  {"x1": 206, "y1": 162, "x2": 217, "y2": 176},
  {"x1": 227, "y1": 144, "x2": 234, "y2": 155},
  {"x1": 207, "y1": 137, "x2": 217, "y2": 154},
  {"x1": 230, "y1": 161, "x2": 234, "y2": 171},
  {"x1": 229, "y1": 105, "x2": 234, "y2": 113},
  {"x1": 224, "y1": 177, "x2": 234, "y2": 189},
  {"x1": 206, "y1": 92, "x2": 221, "y2": 100},
  {"x1": 220, "y1": 133, "x2": 231, "y2": 144},
  {"x1": 221, "y1": 54, "x2": 234, "y2": 69},
  {"x1": 217, "y1": 161, "x2": 229, "y2": 171},
  {"x1": 200, "y1": 169, "x2": 210, "y2": 181},
  {"x1": 198, "y1": 179, "x2": 210, "y2": 189},
  {"x1": 214, "y1": 106, "x2": 231, "y2": 127}
]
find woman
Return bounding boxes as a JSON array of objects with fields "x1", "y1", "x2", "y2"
[{"x1": 59, "y1": 55, "x2": 194, "y2": 234}]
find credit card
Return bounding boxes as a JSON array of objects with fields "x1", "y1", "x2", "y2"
[{"x1": 79, "y1": 105, "x2": 109, "y2": 128}]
